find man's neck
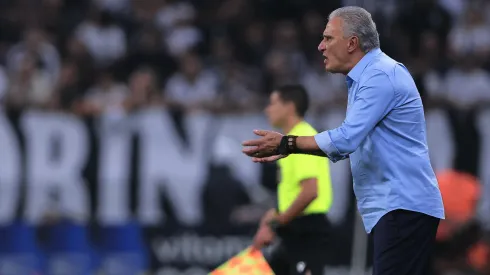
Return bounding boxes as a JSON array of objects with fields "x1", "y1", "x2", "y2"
[
  {"x1": 184, "y1": 73, "x2": 199, "y2": 83},
  {"x1": 282, "y1": 116, "x2": 303, "y2": 134},
  {"x1": 343, "y1": 51, "x2": 368, "y2": 75}
]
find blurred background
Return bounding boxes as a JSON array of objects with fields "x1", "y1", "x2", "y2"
[{"x1": 0, "y1": 0, "x2": 489, "y2": 274}]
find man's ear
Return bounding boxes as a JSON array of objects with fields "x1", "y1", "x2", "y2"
[
  {"x1": 347, "y1": 36, "x2": 359, "y2": 53},
  {"x1": 287, "y1": 101, "x2": 296, "y2": 114}
]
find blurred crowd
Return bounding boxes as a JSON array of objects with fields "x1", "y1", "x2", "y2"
[
  {"x1": 0, "y1": 0, "x2": 342, "y2": 116},
  {"x1": 0, "y1": 0, "x2": 482, "y2": 113},
  {"x1": 1, "y1": 0, "x2": 490, "y2": 273},
  {"x1": 0, "y1": 0, "x2": 489, "y2": 117}
]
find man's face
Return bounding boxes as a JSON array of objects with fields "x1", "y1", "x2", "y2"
[
  {"x1": 317, "y1": 17, "x2": 352, "y2": 74},
  {"x1": 265, "y1": 92, "x2": 291, "y2": 128},
  {"x1": 180, "y1": 54, "x2": 202, "y2": 78},
  {"x1": 130, "y1": 72, "x2": 153, "y2": 93},
  {"x1": 25, "y1": 29, "x2": 43, "y2": 50}
]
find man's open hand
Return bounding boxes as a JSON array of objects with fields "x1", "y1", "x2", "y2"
[{"x1": 242, "y1": 130, "x2": 286, "y2": 162}]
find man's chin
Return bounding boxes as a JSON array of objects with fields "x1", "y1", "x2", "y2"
[
  {"x1": 271, "y1": 123, "x2": 281, "y2": 129},
  {"x1": 325, "y1": 66, "x2": 340, "y2": 74},
  {"x1": 269, "y1": 120, "x2": 280, "y2": 128}
]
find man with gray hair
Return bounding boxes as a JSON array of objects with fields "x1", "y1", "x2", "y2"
[{"x1": 242, "y1": 6, "x2": 445, "y2": 275}]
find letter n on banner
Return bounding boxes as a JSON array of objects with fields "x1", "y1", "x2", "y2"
[{"x1": 135, "y1": 108, "x2": 211, "y2": 226}]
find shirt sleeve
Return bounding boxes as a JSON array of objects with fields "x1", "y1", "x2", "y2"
[{"x1": 314, "y1": 70, "x2": 397, "y2": 162}]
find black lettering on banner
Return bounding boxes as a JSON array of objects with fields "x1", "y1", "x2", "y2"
[
  {"x1": 0, "y1": 112, "x2": 22, "y2": 224},
  {"x1": 96, "y1": 113, "x2": 133, "y2": 225},
  {"x1": 20, "y1": 111, "x2": 90, "y2": 224}
]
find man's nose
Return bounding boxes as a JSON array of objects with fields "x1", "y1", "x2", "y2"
[{"x1": 318, "y1": 41, "x2": 325, "y2": 52}]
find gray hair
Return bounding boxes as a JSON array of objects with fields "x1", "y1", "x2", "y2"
[{"x1": 329, "y1": 6, "x2": 380, "y2": 53}]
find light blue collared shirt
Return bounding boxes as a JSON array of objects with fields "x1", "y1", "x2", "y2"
[{"x1": 314, "y1": 48, "x2": 445, "y2": 233}]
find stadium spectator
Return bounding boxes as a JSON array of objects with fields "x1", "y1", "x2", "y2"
[
  {"x1": 6, "y1": 27, "x2": 60, "y2": 83},
  {"x1": 94, "y1": 0, "x2": 131, "y2": 15},
  {"x1": 164, "y1": 51, "x2": 219, "y2": 112},
  {"x1": 155, "y1": 0, "x2": 201, "y2": 57},
  {"x1": 123, "y1": 25, "x2": 176, "y2": 82},
  {"x1": 81, "y1": 69, "x2": 128, "y2": 116},
  {"x1": 63, "y1": 36, "x2": 95, "y2": 90},
  {"x1": 123, "y1": 66, "x2": 160, "y2": 112},
  {"x1": 448, "y1": 7, "x2": 490, "y2": 60},
  {"x1": 50, "y1": 60, "x2": 83, "y2": 112},
  {"x1": 239, "y1": 21, "x2": 268, "y2": 67},
  {"x1": 395, "y1": 0, "x2": 452, "y2": 57},
  {"x1": 75, "y1": 8, "x2": 126, "y2": 66},
  {"x1": 6, "y1": 53, "x2": 54, "y2": 109},
  {"x1": 0, "y1": 65, "x2": 8, "y2": 107}
]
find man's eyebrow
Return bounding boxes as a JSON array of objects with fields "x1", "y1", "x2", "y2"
[{"x1": 322, "y1": 34, "x2": 332, "y2": 38}]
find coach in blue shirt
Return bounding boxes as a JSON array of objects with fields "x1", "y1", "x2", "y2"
[{"x1": 243, "y1": 6, "x2": 445, "y2": 275}]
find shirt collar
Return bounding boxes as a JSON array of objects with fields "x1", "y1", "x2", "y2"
[{"x1": 346, "y1": 48, "x2": 382, "y2": 83}]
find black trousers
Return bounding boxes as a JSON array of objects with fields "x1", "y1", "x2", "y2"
[
  {"x1": 372, "y1": 209, "x2": 440, "y2": 275},
  {"x1": 267, "y1": 242, "x2": 326, "y2": 275},
  {"x1": 266, "y1": 214, "x2": 330, "y2": 275}
]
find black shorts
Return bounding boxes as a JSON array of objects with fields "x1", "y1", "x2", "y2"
[
  {"x1": 372, "y1": 209, "x2": 440, "y2": 275},
  {"x1": 266, "y1": 214, "x2": 330, "y2": 275}
]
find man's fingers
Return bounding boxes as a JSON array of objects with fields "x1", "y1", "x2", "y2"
[
  {"x1": 242, "y1": 146, "x2": 274, "y2": 158},
  {"x1": 252, "y1": 155, "x2": 282, "y2": 163},
  {"x1": 266, "y1": 155, "x2": 282, "y2": 161},
  {"x1": 241, "y1": 130, "x2": 268, "y2": 146},
  {"x1": 242, "y1": 138, "x2": 262, "y2": 146},
  {"x1": 242, "y1": 146, "x2": 261, "y2": 156},
  {"x1": 253, "y1": 129, "x2": 269, "y2": 136},
  {"x1": 249, "y1": 246, "x2": 260, "y2": 254},
  {"x1": 252, "y1": 237, "x2": 262, "y2": 250}
]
